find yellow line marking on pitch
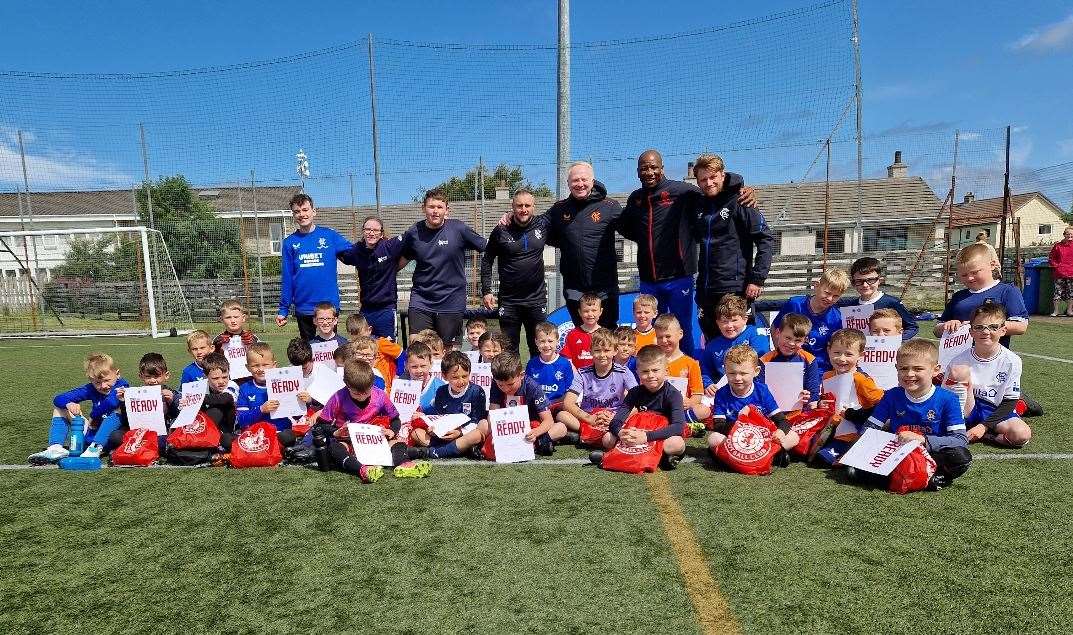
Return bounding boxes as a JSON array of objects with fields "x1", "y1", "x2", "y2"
[{"x1": 646, "y1": 471, "x2": 742, "y2": 635}]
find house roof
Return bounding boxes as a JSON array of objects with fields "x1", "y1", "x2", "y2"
[
  {"x1": 753, "y1": 176, "x2": 943, "y2": 229},
  {"x1": 0, "y1": 185, "x2": 301, "y2": 218},
  {"x1": 949, "y1": 192, "x2": 1063, "y2": 228}
]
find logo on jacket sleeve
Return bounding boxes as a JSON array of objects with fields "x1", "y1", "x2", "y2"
[
  {"x1": 590, "y1": 210, "x2": 602, "y2": 223},
  {"x1": 719, "y1": 208, "x2": 730, "y2": 220}
]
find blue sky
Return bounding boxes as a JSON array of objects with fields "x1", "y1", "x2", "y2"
[{"x1": 0, "y1": 0, "x2": 1070, "y2": 206}]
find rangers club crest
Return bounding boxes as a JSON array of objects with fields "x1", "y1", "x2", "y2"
[
  {"x1": 317, "y1": 237, "x2": 328, "y2": 249},
  {"x1": 725, "y1": 423, "x2": 771, "y2": 463},
  {"x1": 719, "y1": 207, "x2": 730, "y2": 220},
  {"x1": 238, "y1": 428, "x2": 271, "y2": 453},
  {"x1": 590, "y1": 210, "x2": 602, "y2": 223}
]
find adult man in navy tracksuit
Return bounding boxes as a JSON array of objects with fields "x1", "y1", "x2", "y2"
[
  {"x1": 481, "y1": 189, "x2": 550, "y2": 355},
  {"x1": 687, "y1": 153, "x2": 774, "y2": 341},
  {"x1": 401, "y1": 189, "x2": 487, "y2": 347},
  {"x1": 546, "y1": 162, "x2": 623, "y2": 330},
  {"x1": 276, "y1": 193, "x2": 354, "y2": 340},
  {"x1": 620, "y1": 149, "x2": 757, "y2": 355},
  {"x1": 340, "y1": 216, "x2": 406, "y2": 339}
]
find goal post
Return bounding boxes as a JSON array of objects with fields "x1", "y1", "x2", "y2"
[{"x1": 0, "y1": 226, "x2": 193, "y2": 338}]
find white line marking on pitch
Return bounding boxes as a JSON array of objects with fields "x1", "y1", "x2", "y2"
[{"x1": 2, "y1": 453, "x2": 1071, "y2": 471}]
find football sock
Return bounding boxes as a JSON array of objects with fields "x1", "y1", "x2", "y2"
[
  {"x1": 48, "y1": 417, "x2": 68, "y2": 446},
  {"x1": 390, "y1": 443, "x2": 408, "y2": 466},
  {"x1": 92, "y1": 413, "x2": 121, "y2": 448},
  {"x1": 429, "y1": 441, "x2": 461, "y2": 459},
  {"x1": 339, "y1": 455, "x2": 365, "y2": 476}
]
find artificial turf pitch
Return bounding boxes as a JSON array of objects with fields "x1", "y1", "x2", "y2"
[{"x1": 1, "y1": 322, "x2": 1071, "y2": 634}]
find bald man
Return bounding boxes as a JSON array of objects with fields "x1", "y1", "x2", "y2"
[
  {"x1": 545, "y1": 162, "x2": 624, "y2": 329},
  {"x1": 620, "y1": 149, "x2": 757, "y2": 354}
]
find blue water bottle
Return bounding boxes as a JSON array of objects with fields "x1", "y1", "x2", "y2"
[{"x1": 68, "y1": 415, "x2": 86, "y2": 456}]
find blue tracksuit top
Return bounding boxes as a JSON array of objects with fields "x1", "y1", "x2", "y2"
[
  {"x1": 53, "y1": 378, "x2": 131, "y2": 421},
  {"x1": 180, "y1": 362, "x2": 206, "y2": 385},
  {"x1": 339, "y1": 235, "x2": 405, "y2": 310},
  {"x1": 278, "y1": 225, "x2": 353, "y2": 318},
  {"x1": 236, "y1": 381, "x2": 293, "y2": 431},
  {"x1": 773, "y1": 295, "x2": 844, "y2": 372},
  {"x1": 401, "y1": 218, "x2": 487, "y2": 313}
]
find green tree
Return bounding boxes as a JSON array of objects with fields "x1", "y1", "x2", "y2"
[
  {"x1": 416, "y1": 163, "x2": 553, "y2": 202},
  {"x1": 135, "y1": 175, "x2": 246, "y2": 278},
  {"x1": 53, "y1": 234, "x2": 140, "y2": 282}
]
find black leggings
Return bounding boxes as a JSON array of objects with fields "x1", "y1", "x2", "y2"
[{"x1": 326, "y1": 437, "x2": 408, "y2": 475}]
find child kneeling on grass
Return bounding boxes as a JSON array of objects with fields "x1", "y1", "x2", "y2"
[
  {"x1": 707, "y1": 344, "x2": 795, "y2": 467},
  {"x1": 861, "y1": 339, "x2": 972, "y2": 491},
  {"x1": 407, "y1": 351, "x2": 488, "y2": 460},
  {"x1": 589, "y1": 345, "x2": 687, "y2": 470},
  {"x1": 483, "y1": 351, "x2": 570, "y2": 457},
  {"x1": 29, "y1": 353, "x2": 129, "y2": 465}
]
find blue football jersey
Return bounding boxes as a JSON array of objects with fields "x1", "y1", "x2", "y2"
[
  {"x1": 525, "y1": 355, "x2": 574, "y2": 402},
  {"x1": 712, "y1": 382, "x2": 780, "y2": 424}
]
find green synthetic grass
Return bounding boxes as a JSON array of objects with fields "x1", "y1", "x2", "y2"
[{"x1": 1, "y1": 326, "x2": 1072, "y2": 633}]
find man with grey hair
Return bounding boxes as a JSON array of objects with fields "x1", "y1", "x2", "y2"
[{"x1": 545, "y1": 162, "x2": 624, "y2": 329}]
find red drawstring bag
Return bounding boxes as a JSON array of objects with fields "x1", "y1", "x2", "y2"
[
  {"x1": 230, "y1": 422, "x2": 283, "y2": 468},
  {"x1": 292, "y1": 406, "x2": 319, "y2": 436},
  {"x1": 600, "y1": 411, "x2": 667, "y2": 474},
  {"x1": 715, "y1": 406, "x2": 780, "y2": 476},
  {"x1": 481, "y1": 420, "x2": 536, "y2": 461},
  {"x1": 168, "y1": 412, "x2": 222, "y2": 450},
  {"x1": 578, "y1": 408, "x2": 612, "y2": 446},
  {"x1": 888, "y1": 446, "x2": 938, "y2": 494},
  {"x1": 111, "y1": 428, "x2": 160, "y2": 467},
  {"x1": 784, "y1": 404, "x2": 835, "y2": 458}
]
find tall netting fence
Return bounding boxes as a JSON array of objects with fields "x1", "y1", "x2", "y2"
[{"x1": 0, "y1": 0, "x2": 1067, "y2": 335}]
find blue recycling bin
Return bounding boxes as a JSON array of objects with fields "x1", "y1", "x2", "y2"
[{"x1": 1022, "y1": 257, "x2": 1048, "y2": 315}]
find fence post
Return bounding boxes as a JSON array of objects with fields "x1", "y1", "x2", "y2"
[
  {"x1": 16, "y1": 131, "x2": 40, "y2": 330},
  {"x1": 251, "y1": 170, "x2": 266, "y2": 324}
]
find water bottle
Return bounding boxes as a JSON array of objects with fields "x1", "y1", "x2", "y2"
[{"x1": 68, "y1": 415, "x2": 86, "y2": 456}]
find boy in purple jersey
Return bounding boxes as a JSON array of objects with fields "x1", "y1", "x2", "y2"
[
  {"x1": 525, "y1": 321, "x2": 575, "y2": 410},
  {"x1": 558, "y1": 328, "x2": 637, "y2": 447},
  {"x1": 484, "y1": 352, "x2": 570, "y2": 456},
  {"x1": 772, "y1": 268, "x2": 850, "y2": 372},
  {"x1": 864, "y1": 339, "x2": 971, "y2": 490},
  {"x1": 707, "y1": 345, "x2": 795, "y2": 463},
  {"x1": 311, "y1": 359, "x2": 430, "y2": 481},
  {"x1": 935, "y1": 243, "x2": 1029, "y2": 349}
]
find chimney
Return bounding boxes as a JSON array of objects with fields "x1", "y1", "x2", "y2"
[
  {"x1": 887, "y1": 150, "x2": 908, "y2": 179},
  {"x1": 494, "y1": 179, "x2": 510, "y2": 200},
  {"x1": 963, "y1": 192, "x2": 975, "y2": 204},
  {"x1": 685, "y1": 161, "x2": 697, "y2": 186}
]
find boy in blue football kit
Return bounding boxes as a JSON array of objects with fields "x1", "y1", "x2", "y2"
[
  {"x1": 235, "y1": 343, "x2": 300, "y2": 448},
  {"x1": 526, "y1": 321, "x2": 575, "y2": 410},
  {"x1": 700, "y1": 294, "x2": 771, "y2": 391},
  {"x1": 865, "y1": 339, "x2": 972, "y2": 490},
  {"x1": 706, "y1": 344, "x2": 796, "y2": 461},
  {"x1": 773, "y1": 268, "x2": 850, "y2": 372},
  {"x1": 29, "y1": 353, "x2": 128, "y2": 465},
  {"x1": 935, "y1": 243, "x2": 1029, "y2": 349},
  {"x1": 181, "y1": 330, "x2": 214, "y2": 385},
  {"x1": 276, "y1": 193, "x2": 353, "y2": 341},
  {"x1": 408, "y1": 351, "x2": 488, "y2": 459}
]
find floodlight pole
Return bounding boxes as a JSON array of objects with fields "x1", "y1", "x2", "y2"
[
  {"x1": 139, "y1": 123, "x2": 154, "y2": 230},
  {"x1": 557, "y1": 0, "x2": 571, "y2": 199},
  {"x1": 851, "y1": 0, "x2": 864, "y2": 252}
]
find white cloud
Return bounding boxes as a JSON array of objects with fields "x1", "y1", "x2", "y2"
[
  {"x1": 1059, "y1": 138, "x2": 1073, "y2": 157},
  {"x1": 959, "y1": 132, "x2": 982, "y2": 141},
  {"x1": 1010, "y1": 14, "x2": 1073, "y2": 53},
  {"x1": 0, "y1": 128, "x2": 132, "y2": 191}
]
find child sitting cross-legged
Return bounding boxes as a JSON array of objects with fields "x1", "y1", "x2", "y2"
[
  {"x1": 944, "y1": 304, "x2": 1032, "y2": 448},
  {"x1": 407, "y1": 351, "x2": 488, "y2": 460},
  {"x1": 556, "y1": 328, "x2": 637, "y2": 446},
  {"x1": 106, "y1": 352, "x2": 181, "y2": 456},
  {"x1": 861, "y1": 339, "x2": 972, "y2": 490},
  {"x1": 589, "y1": 344, "x2": 689, "y2": 470},
  {"x1": 310, "y1": 358, "x2": 430, "y2": 482},
  {"x1": 235, "y1": 343, "x2": 303, "y2": 449},
  {"x1": 28, "y1": 353, "x2": 129, "y2": 465},
  {"x1": 707, "y1": 344, "x2": 796, "y2": 465},
  {"x1": 481, "y1": 351, "x2": 571, "y2": 457}
]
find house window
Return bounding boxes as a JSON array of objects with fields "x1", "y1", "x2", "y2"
[
  {"x1": 815, "y1": 229, "x2": 845, "y2": 254},
  {"x1": 1039, "y1": 224, "x2": 1052, "y2": 236},
  {"x1": 269, "y1": 223, "x2": 283, "y2": 255},
  {"x1": 963, "y1": 230, "x2": 971, "y2": 240},
  {"x1": 863, "y1": 227, "x2": 909, "y2": 251},
  {"x1": 41, "y1": 235, "x2": 58, "y2": 250}
]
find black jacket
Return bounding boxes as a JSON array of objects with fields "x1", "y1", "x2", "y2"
[
  {"x1": 480, "y1": 215, "x2": 550, "y2": 307},
  {"x1": 546, "y1": 180, "x2": 623, "y2": 294},
  {"x1": 621, "y1": 174, "x2": 743, "y2": 283},
  {"x1": 688, "y1": 187, "x2": 775, "y2": 297}
]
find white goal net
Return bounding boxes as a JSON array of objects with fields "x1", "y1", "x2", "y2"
[{"x1": 0, "y1": 227, "x2": 193, "y2": 338}]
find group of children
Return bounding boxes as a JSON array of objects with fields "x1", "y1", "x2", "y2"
[{"x1": 30, "y1": 243, "x2": 1036, "y2": 490}]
